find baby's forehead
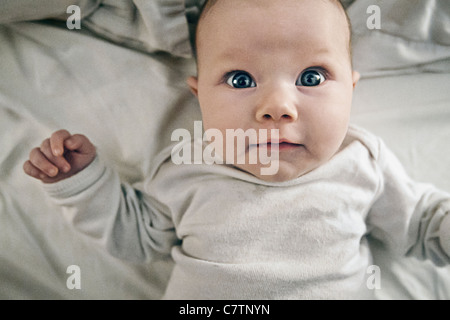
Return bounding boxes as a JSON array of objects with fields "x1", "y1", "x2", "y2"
[
  {"x1": 199, "y1": 0, "x2": 348, "y2": 25},
  {"x1": 196, "y1": 0, "x2": 352, "y2": 61}
]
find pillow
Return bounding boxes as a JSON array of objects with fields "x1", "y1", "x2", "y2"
[
  {"x1": 347, "y1": 0, "x2": 450, "y2": 77},
  {"x1": 0, "y1": 0, "x2": 100, "y2": 23}
]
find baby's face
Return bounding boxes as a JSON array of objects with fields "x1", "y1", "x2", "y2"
[{"x1": 188, "y1": 0, "x2": 359, "y2": 182}]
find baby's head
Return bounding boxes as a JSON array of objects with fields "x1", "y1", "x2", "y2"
[{"x1": 187, "y1": 0, "x2": 360, "y2": 182}]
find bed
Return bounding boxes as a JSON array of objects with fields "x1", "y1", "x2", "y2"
[{"x1": 0, "y1": 0, "x2": 449, "y2": 299}]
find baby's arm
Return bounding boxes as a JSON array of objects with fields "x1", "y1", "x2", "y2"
[
  {"x1": 23, "y1": 130, "x2": 177, "y2": 263},
  {"x1": 23, "y1": 129, "x2": 96, "y2": 183},
  {"x1": 367, "y1": 138, "x2": 450, "y2": 265}
]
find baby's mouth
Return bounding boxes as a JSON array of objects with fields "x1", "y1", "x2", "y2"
[{"x1": 250, "y1": 141, "x2": 304, "y2": 150}]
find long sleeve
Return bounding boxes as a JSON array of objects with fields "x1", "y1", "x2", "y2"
[
  {"x1": 43, "y1": 156, "x2": 178, "y2": 263},
  {"x1": 367, "y1": 139, "x2": 450, "y2": 266}
]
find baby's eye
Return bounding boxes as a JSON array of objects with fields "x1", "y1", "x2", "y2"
[
  {"x1": 296, "y1": 69, "x2": 326, "y2": 87},
  {"x1": 226, "y1": 71, "x2": 256, "y2": 89}
]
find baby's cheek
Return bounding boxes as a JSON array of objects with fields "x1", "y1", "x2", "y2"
[{"x1": 313, "y1": 126, "x2": 346, "y2": 160}]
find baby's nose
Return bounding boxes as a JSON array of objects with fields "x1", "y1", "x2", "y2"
[{"x1": 255, "y1": 85, "x2": 299, "y2": 123}]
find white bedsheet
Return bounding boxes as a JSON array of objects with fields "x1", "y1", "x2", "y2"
[
  {"x1": 0, "y1": 0, "x2": 449, "y2": 299},
  {"x1": 0, "y1": 21, "x2": 201, "y2": 299}
]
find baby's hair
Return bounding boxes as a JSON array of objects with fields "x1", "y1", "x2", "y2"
[{"x1": 193, "y1": 0, "x2": 353, "y2": 66}]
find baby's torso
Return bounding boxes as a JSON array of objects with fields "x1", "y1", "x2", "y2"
[{"x1": 147, "y1": 126, "x2": 383, "y2": 299}]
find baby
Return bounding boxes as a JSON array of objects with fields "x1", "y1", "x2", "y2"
[{"x1": 23, "y1": 0, "x2": 450, "y2": 299}]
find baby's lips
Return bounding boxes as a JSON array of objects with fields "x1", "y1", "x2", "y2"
[{"x1": 258, "y1": 138, "x2": 302, "y2": 145}]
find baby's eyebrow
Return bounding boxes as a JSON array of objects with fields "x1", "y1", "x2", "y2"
[
  {"x1": 310, "y1": 46, "x2": 333, "y2": 56},
  {"x1": 205, "y1": 47, "x2": 253, "y2": 67}
]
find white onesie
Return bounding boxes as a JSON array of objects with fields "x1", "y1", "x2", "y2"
[{"x1": 44, "y1": 125, "x2": 450, "y2": 299}]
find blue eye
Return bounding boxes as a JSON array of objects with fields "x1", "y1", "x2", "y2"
[
  {"x1": 226, "y1": 71, "x2": 256, "y2": 89},
  {"x1": 297, "y1": 69, "x2": 326, "y2": 87}
]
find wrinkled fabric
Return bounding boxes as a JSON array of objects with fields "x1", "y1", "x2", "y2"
[
  {"x1": 82, "y1": 0, "x2": 193, "y2": 57},
  {"x1": 0, "y1": 0, "x2": 101, "y2": 23},
  {"x1": 348, "y1": 0, "x2": 450, "y2": 77}
]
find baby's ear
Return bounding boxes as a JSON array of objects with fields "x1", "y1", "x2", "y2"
[
  {"x1": 186, "y1": 76, "x2": 199, "y2": 97},
  {"x1": 352, "y1": 71, "x2": 360, "y2": 89}
]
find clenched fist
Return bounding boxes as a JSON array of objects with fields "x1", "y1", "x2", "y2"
[{"x1": 23, "y1": 130, "x2": 96, "y2": 183}]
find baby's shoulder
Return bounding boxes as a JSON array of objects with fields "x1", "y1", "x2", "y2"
[{"x1": 345, "y1": 124, "x2": 383, "y2": 161}]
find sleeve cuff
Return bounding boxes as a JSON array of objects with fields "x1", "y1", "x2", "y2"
[{"x1": 42, "y1": 155, "x2": 105, "y2": 199}]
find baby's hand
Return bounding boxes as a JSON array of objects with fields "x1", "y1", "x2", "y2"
[{"x1": 23, "y1": 130, "x2": 96, "y2": 183}]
